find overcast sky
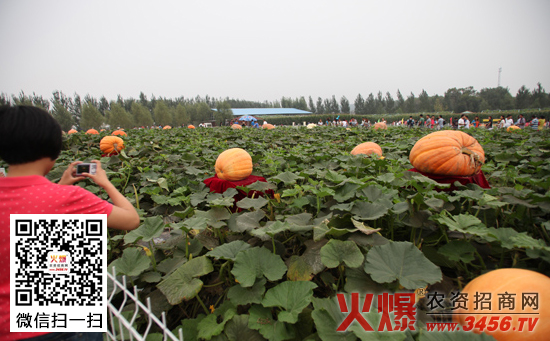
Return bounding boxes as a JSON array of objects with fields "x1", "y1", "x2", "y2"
[{"x1": 1, "y1": 0, "x2": 549, "y2": 104}]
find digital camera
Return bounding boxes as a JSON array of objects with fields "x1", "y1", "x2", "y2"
[{"x1": 75, "y1": 163, "x2": 97, "y2": 175}]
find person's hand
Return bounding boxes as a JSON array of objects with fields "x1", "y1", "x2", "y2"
[
  {"x1": 58, "y1": 161, "x2": 86, "y2": 185},
  {"x1": 81, "y1": 160, "x2": 112, "y2": 189}
]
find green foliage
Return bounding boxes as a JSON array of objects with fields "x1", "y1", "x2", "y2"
[
  {"x1": 131, "y1": 102, "x2": 154, "y2": 127},
  {"x1": 80, "y1": 102, "x2": 104, "y2": 130},
  {"x1": 153, "y1": 101, "x2": 173, "y2": 126},
  {"x1": 21, "y1": 125, "x2": 550, "y2": 340},
  {"x1": 51, "y1": 101, "x2": 74, "y2": 131},
  {"x1": 106, "y1": 102, "x2": 134, "y2": 129}
]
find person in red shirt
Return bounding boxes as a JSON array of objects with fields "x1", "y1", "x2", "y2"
[{"x1": 0, "y1": 105, "x2": 140, "y2": 341}]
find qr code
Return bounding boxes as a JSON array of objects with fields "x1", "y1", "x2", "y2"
[{"x1": 12, "y1": 216, "x2": 105, "y2": 307}]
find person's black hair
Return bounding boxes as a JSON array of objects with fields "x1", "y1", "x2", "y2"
[{"x1": 0, "y1": 105, "x2": 63, "y2": 165}]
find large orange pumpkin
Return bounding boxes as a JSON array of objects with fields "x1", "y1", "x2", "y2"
[
  {"x1": 163, "y1": 125, "x2": 171, "y2": 130},
  {"x1": 188, "y1": 125, "x2": 195, "y2": 129},
  {"x1": 262, "y1": 124, "x2": 275, "y2": 130},
  {"x1": 231, "y1": 124, "x2": 242, "y2": 130},
  {"x1": 507, "y1": 125, "x2": 521, "y2": 132},
  {"x1": 86, "y1": 129, "x2": 99, "y2": 135},
  {"x1": 454, "y1": 268, "x2": 550, "y2": 341},
  {"x1": 68, "y1": 129, "x2": 78, "y2": 134},
  {"x1": 215, "y1": 148, "x2": 252, "y2": 181},
  {"x1": 100, "y1": 136, "x2": 125, "y2": 155},
  {"x1": 373, "y1": 122, "x2": 387, "y2": 130},
  {"x1": 351, "y1": 142, "x2": 383, "y2": 157},
  {"x1": 112, "y1": 130, "x2": 127, "y2": 136},
  {"x1": 409, "y1": 130, "x2": 485, "y2": 176}
]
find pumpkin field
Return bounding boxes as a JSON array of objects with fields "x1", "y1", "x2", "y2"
[{"x1": 10, "y1": 125, "x2": 550, "y2": 340}]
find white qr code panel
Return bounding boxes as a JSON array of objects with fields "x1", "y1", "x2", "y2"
[{"x1": 10, "y1": 214, "x2": 107, "y2": 333}]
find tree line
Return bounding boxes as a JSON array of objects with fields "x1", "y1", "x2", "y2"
[
  {"x1": 0, "y1": 92, "x2": 234, "y2": 131},
  {"x1": 1, "y1": 83, "x2": 548, "y2": 130}
]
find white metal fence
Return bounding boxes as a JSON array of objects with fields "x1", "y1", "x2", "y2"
[{"x1": 105, "y1": 268, "x2": 183, "y2": 341}]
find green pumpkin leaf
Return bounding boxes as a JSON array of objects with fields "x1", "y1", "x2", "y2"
[
  {"x1": 231, "y1": 210, "x2": 265, "y2": 232},
  {"x1": 231, "y1": 247, "x2": 287, "y2": 287},
  {"x1": 438, "y1": 240, "x2": 476, "y2": 263},
  {"x1": 197, "y1": 301, "x2": 237, "y2": 340},
  {"x1": 157, "y1": 256, "x2": 213, "y2": 305},
  {"x1": 237, "y1": 197, "x2": 269, "y2": 210},
  {"x1": 320, "y1": 239, "x2": 364, "y2": 268},
  {"x1": 270, "y1": 171, "x2": 304, "y2": 185},
  {"x1": 311, "y1": 297, "x2": 355, "y2": 341},
  {"x1": 261, "y1": 281, "x2": 318, "y2": 324},
  {"x1": 224, "y1": 315, "x2": 265, "y2": 341},
  {"x1": 351, "y1": 201, "x2": 390, "y2": 220},
  {"x1": 248, "y1": 305, "x2": 295, "y2": 341},
  {"x1": 206, "y1": 240, "x2": 251, "y2": 261},
  {"x1": 227, "y1": 278, "x2": 266, "y2": 306},
  {"x1": 124, "y1": 216, "x2": 165, "y2": 244},
  {"x1": 364, "y1": 241, "x2": 442, "y2": 289},
  {"x1": 109, "y1": 247, "x2": 151, "y2": 277},
  {"x1": 286, "y1": 255, "x2": 315, "y2": 281}
]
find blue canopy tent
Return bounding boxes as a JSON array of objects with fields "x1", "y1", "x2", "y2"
[{"x1": 237, "y1": 115, "x2": 258, "y2": 121}]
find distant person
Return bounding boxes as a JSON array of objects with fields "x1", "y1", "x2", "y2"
[
  {"x1": 458, "y1": 115, "x2": 465, "y2": 129},
  {"x1": 497, "y1": 115, "x2": 505, "y2": 129},
  {"x1": 418, "y1": 114, "x2": 425, "y2": 127},
  {"x1": 474, "y1": 116, "x2": 480, "y2": 128},
  {"x1": 531, "y1": 116, "x2": 539, "y2": 130},
  {"x1": 538, "y1": 116, "x2": 545, "y2": 130},
  {"x1": 318, "y1": 119, "x2": 323, "y2": 126},
  {"x1": 437, "y1": 115, "x2": 444, "y2": 130},
  {"x1": 516, "y1": 114, "x2": 526, "y2": 128},
  {"x1": 504, "y1": 115, "x2": 513, "y2": 128},
  {"x1": 464, "y1": 116, "x2": 470, "y2": 129},
  {"x1": 486, "y1": 116, "x2": 493, "y2": 129},
  {"x1": 0, "y1": 105, "x2": 140, "y2": 341},
  {"x1": 407, "y1": 116, "x2": 415, "y2": 128}
]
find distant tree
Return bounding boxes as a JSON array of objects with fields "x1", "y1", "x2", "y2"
[
  {"x1": 99, "y1": 96, "x2": 109, "y2": 116},
  {"x1": 131, "y1": 102, "x2": 154, "y2": 127},
  {"x1": 51, "y1": 102, "x2": 74, "y2": 132},
  {"x1": 340, "y1": 96, "x2": 350, "y2": 113},
  {"x1": 354, "y1": 94, "x2": 365, "y2": 115},
  {"x1": 84, "y1": 94, "x2": 99, "y2": 109},
  {"x1": 173, "y1": 103, "x2": 189, "y2": 126},
  {"x1": 297, "y1": 96, "x2": 308, "y2": 111},
  {"x1": 139, "y1": 92, "x2": 148, "y2": 107},
  {"x1": 214, "y1": 101, "x2": 233, "y2": 126},
  {"x1": 0, "y1": 93, "x2": 10, "y2": 106},
  {"x1": 330, "y1": 95, "x2": 340, "y2": 113},
  {"x1": 418, "y1": 89, "x2": 431, "y2": 112},
  {"x1": 478, "y1": 87, "x2": 514, "y2": 110},
  {"x1": 396, "y1": 90, "x2": 405, "y2": 113},
  {"x1": 195, "y1": 102, "x2": 212, "y2": 124},
  {"x1": 153, "y1": 101, "x2": 173, "y2": 126},
  {"x1": 12, "y1": 91, "x2": 34, "y2": 106},
  {"x1": 444, "y1": 87, "x2": 481, "y2": 113},
  {"x1": 375, "y1": 91, "x2": 385, "y2": 115},
  {"x1": 308, "y1": 96, "x2": 316, "y2": 114},
  {"x1": 433, "y1": 96, "x2": 445, "y2": 112},
  {"x1": 365, "y1": 93, "x2": 375, "y2": 115},
  {"x1": 531, "y1": 83, "x2": 549, "y2": 108},
  {"x1": 405, "y1": 92, "x2": 416, "y2": 113},
  {"x1": 384, "y1": 92, "x2": 395, "y2": 113},
  {"x1": 316, "y1": 97, "x2": 325, "y2": 115},
  {"x1": 51, "y1": 90, "x2": 72, "y2": 111},
  {"x1": 324, "y1": 98, "x2": 332, "y2": 113},
  {"x1": 71, "y1": 93, "x2": 82, "y2": 127},
  {"x1": 515, "y1": 85, "x2": 531, "y2": 109},
  {"x1": 281, "y1": 97, "x2": 292, "y2": 108},
  {"x1": 80, "y1": 103, "x2": 104, "y2": 130},
  {"x1": 106, "y1": 103, "x2": 134, "y2": 129}
]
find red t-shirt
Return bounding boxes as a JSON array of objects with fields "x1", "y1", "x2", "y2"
[{"x1": 0, "y1": 175, "x2": 113, "y2": 341}]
